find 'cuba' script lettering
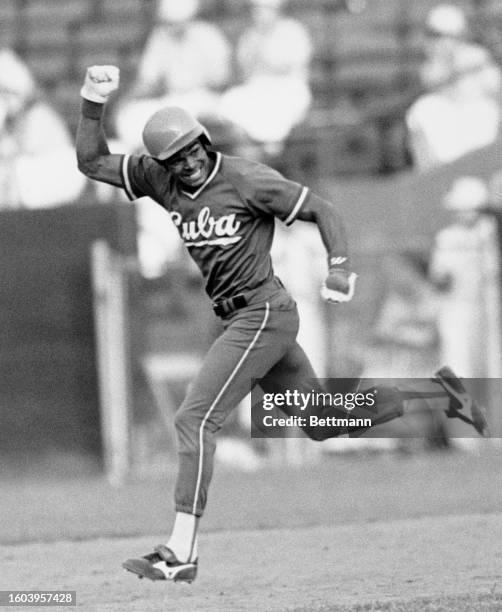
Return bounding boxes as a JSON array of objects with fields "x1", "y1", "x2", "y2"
[{"x1": 170, "y1": 207, "x2": 242, "y2": 247}]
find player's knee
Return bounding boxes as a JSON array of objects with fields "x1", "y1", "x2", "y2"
[
  {"x1": 174, "y1": 406, "x2": 200, "y2": 437},
  {"x1": 174, "y1": 409, "x2": 201, "y2": 454}
]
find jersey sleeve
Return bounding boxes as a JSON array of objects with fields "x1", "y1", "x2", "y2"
[
  {"x1": 246, "y1": 163, "x2": 310, "y2": 226},
  {"x1": 119, "y1": 153, "x2": 170, "y2": 204}
]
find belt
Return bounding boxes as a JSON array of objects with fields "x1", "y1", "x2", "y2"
[
  {"x1": 212, "y1": 278, "x2": 284, "y2": 318},
  {"x1": 213, "y1": 293, "x2": 247, "y2": 317}
]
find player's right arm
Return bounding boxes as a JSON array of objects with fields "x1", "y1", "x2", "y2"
[{"x1": 76, "y1": 65, "x2": 123, "y2": 187}]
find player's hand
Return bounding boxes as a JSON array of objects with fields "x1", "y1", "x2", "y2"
[
  {"x1": 80, "y1": 65, "x2": 120, "y2": 104},
  {"x1": 320, "y1": 269, "x2": 357, "y2": 304}
]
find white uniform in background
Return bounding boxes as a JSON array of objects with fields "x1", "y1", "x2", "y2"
[
  {"x1": 431, "y1": 177, "x2": 502, "y2": 377},
  {"x1": 272, "y1": 223, "x2": 327, "y2": 376}
]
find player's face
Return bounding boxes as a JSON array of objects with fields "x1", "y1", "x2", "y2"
[{"x1": 165, "y1": 140, "x2": 212, "y2": 188}]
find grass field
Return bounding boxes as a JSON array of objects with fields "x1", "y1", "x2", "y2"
[{"x1": 2, "y1": 443, "x2": 502, "y2": 611}]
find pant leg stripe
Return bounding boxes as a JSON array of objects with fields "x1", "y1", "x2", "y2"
[{"x1": 191, "y1": 303, "x2": 271, "y2": 515}]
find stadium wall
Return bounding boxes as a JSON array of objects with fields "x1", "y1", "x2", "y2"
[{"x1": 0, "y1": 204, "x2": 137, "y2": 464}]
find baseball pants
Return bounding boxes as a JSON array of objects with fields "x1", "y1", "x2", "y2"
[{"x1": 173, "y1": 280, "x2": 403, "y2": 516}]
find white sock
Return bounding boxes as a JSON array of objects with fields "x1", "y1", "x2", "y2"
[{"x1": 166, "y1": 512, "x2": 198, "y2": 563}]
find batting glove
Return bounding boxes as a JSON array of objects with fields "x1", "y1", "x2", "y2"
[
  {"x1": 321, "y1": 268, "x2": 357, "y2": 304},
  {"x1": 81, "y1": 65, "x2": 120, "y2": 104}
]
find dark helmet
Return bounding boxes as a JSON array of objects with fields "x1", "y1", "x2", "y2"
[{"x1": 142, "y1": 106, "x2": 211, "y2": 160}]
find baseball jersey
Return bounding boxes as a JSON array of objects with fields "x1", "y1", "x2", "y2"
[{"x1": 120, "y1": 152, "x2": 311, "y2": 301}]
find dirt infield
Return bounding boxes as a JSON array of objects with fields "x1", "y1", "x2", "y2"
[
  {"x1": 1, "y1": 445, "x2": 501, "y2": 610},
  {"x1": 2, "y1": 513, "x2": 501, "y2": 611}
]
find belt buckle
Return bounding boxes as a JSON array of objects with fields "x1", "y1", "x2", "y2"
[{"x1": 213, "y1": 301, "x2": 225, "y2": 317}]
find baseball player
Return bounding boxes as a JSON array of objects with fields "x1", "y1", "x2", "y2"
[{"x1": 76, "y1": 66, "x2": 489, "y2": 584}]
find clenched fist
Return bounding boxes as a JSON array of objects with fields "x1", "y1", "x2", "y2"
[
  {"x1": 80, "y1": 65, "x2": 120, "y2": 104},
  {"x1": 320, "y1": 269, "x2": 357, "y2": 304}
]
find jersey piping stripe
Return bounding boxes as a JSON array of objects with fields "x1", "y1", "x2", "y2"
[
  {"x1": 181, "y1": 152, "x2": 222, "y2": 200},
  {"x1": 285, "y1": 186, "x2": 309, "y2": 226},
  {"x1": 191, "y1": 302, "x2": 270, "y2": 515},
  {"x1": 121, "y1": 155, "x2": 136, "y2": 201}
]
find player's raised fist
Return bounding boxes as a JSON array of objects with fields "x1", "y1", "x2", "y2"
[
  {"x1": 320, "y1": 269, "x2": 357, "y2": 304},
  {"x1": 80, "y1": 65, "x2": 120, "y2": 104}
]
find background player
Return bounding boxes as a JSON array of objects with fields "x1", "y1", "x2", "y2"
[{"x1": 76, "y1": 65, "x2": 489, "y2": 583}]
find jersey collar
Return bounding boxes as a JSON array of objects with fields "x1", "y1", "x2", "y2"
[{"x1": 180, "y1": 152, "x2": 221, "y2": 200}]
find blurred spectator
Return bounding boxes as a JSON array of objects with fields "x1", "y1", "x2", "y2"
[
  {"x1": 362, "y1": 251, "x2": 439, "y2": 378},
  {"x1": 272, "y1": 223, "x2": 327, "y2": 376},
  {"x1": 0, "y1": 48, "x2": 84, "y2": 208},
  {"x1": 356, "y1": 251, "x2": 446, "y2": 451},
  {"x1": 486, "y1": 168, "x2": 502, "y2": 263},
  {"x1": 115, "y1": 0, "x2": 231, "y2": 152},
  {"x1": 219, "y1": 0, "x2": 313, "y2": 154},
  {"x1": 488, "y1": 168, "x2": 502, "y2": 208},
  {"x1": 406, "y1": 4, "x2": 502, "y2": 170},
  {"x1": 430, "y1": 176, "x2": 502, "y2": 377}
]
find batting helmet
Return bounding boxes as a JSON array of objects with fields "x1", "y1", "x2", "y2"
[{"x1": 142, "y1": 106, "x2": 211, "y2": 161}]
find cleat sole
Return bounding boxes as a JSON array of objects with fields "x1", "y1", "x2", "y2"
[{"x1": 122, "y1": 559, "x2": 198, "y2": 583}]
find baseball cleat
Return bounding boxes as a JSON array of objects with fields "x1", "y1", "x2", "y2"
[
  {"x1": 434, "y1": 366, "x2": 490, "y2": 437},
  {"x1": 122, "y1": 545, "x2": 197, "y2": 583}
]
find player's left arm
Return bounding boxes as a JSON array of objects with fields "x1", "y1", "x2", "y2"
[
  {"x1": 296, "y1": 192, "x2": 357, "y2": 304},
  {"x1": 246, "y1": 164, "x2": 356, "y2": 303}
]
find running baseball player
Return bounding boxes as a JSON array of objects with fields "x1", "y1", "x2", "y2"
[{"x1": 76, "y1": 65, "x2": 489, "y2": 584}]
